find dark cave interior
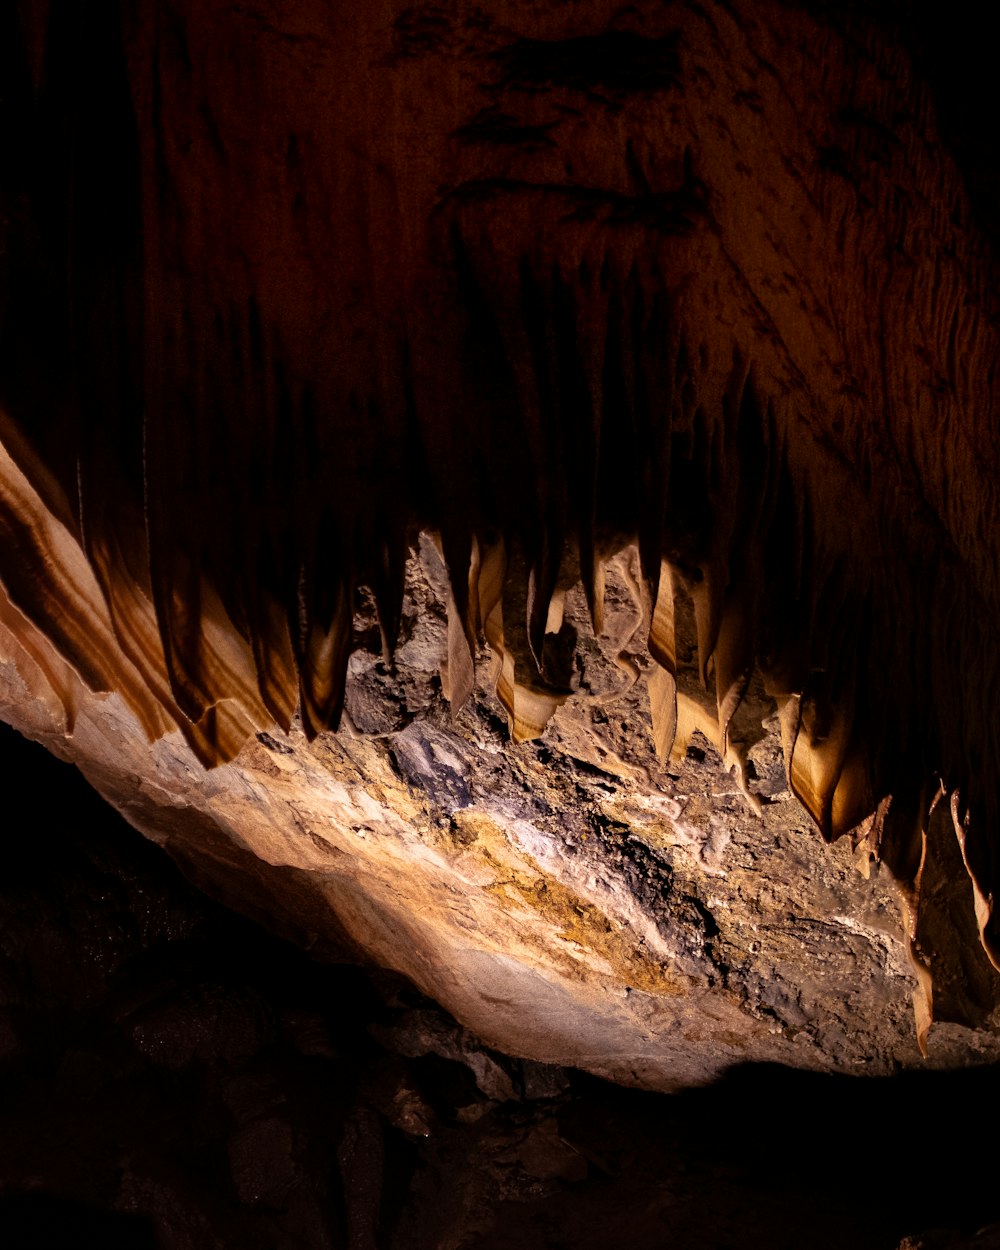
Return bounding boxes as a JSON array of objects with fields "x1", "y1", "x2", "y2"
[
  {"x1": 0, "y1": 721, "x2": 999, "y2": 1250},
  {"x1": 4, "y1": 3, "x2": 1000, "y2": 1246}
]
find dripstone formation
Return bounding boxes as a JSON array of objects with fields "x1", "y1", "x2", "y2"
[{"x1": 2, "y1": 0, "x2": 1000, "y2": 1086}]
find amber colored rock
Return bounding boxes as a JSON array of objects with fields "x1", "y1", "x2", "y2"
[
  {"x1": 2, "y1": 530, "x2": 998, "y2": 1088},
  {"x1": 3, "y1": 0, "x2": 1000, "y2": 1092}
]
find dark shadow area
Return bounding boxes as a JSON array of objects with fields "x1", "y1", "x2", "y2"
[
  {"x1": 0, "y1": 1192, "x2": 157, "y2": 1249},
  {"x1": 0, "y1": 721, "x2": 997, "y2": 1249}
]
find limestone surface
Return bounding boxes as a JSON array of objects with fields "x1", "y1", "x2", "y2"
[{"x1": 2, "y1": 534, "x2": 997, "y2": 1090}]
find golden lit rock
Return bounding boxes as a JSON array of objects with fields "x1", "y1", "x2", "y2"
[{"x1": 2, "y1": 0, "x2": 1000, "y2": 1083}]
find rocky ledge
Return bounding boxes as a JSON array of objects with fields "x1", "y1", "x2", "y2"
[{"x1": 3, "y1": 535, "x2": 997, "y2": 1091}]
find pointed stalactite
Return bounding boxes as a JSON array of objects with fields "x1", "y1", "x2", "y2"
[
  {"x1": 902, "y1": 784, "x2": 1000, "y2": 1032},
  {"x1": 713, "y1": 584, "x2": 756, "y2": 761},
  {"x1": 244, "y1": 535, "x2": 298, "y2": 735},
  {"x1": 370, "y1": 528, "x2": 408, "y2": 665},
  {"x1": 647, "y1": 564, "x2": 679, "y2": 764},
  {"x1": 464, "y1": 534, "x2": 571, "y2": 741},
  {"x1": 439, "y1": 532, "x2": 498, "y2": 717},
  {"x1": 499, "y1": 542, "x2": 568, "y2": 741},
  {"x1": 897, "y1": 788, "x2": 936, "y2": 1057},
  {"x1": 647, "y1": 579, "x2": 699, "y2": 764},
  {"x1": 248, "y1": 599, "x2": 298, "y2": 735},
  {"x1": 769, "y1": 520, "x2": 854, "y2": 826},
  {"x1": 774, "y1": 693, "x2": 801, "y2": 788},
  {"x1": 437, "y1": 528, "x2": 479, "y2": 716},
  {"x1": 647, "y1": 560, "x2": 677, "y2": 676},
  {"x1": 952, "y1": 792, "x2": 1000, "y2": 974},
  {"x1": 829, "y1": 744, "x2": 874, "y2": 842},
  {"x1": 851, "y1": 793, "x2": 890, "y2": 880},
  {"x1": 441, "y1": 523, "x2": 478, "y2": 637},
  {"x1": 788, "y1": 681, "x2": 856, "y2": 842},
  {"x1": 647, "y1": 664, "x2": 678, "y2": 764},
  {"x1": 588, "y1": 555, "x2": 608, "y2": 639},
  {"x1": 887, "y1": 779, "x2": 1000, "y2": 1042},
  {"x1": 443, "y1": 585, "x2": 476, "y2": 712},
  {"x1": 667, "y1": 409, "x2": 721, "y2": 686},
  {"x1": 474, "y1": 537, "x2": 506, "y2": 649},
  {"x1": 526, "y1": 556, "x2": 558, "y2": 678},
  {"x1": 690, "y1": 568, "x2": 724, "y2": 694},
  {"x1": 629, "y1": 265, "x2": 673, "y2": 593},
  {"x1": 596, "y1": 273, "x2": 637, "y2": 549},
  {"x1": 297, "y1": 576, "x2": 352, "y2": 741}
]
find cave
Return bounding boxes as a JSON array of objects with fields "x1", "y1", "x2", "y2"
[{"x1": 2, "y1": 1, "x2": 1000, "y2": 1246}]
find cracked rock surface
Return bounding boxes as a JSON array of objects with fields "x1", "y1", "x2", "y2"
[
  {"x1": 3, "y1": 537, "x2": 998, "y2": 1091},
  {"x1": 2, "y1": 723, "x2": 1000, "y2": 1250}
]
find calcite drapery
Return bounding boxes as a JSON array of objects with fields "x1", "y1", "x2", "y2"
[{"x1": 2, "y1": 0, "x2": 1000, "y2": 1065}]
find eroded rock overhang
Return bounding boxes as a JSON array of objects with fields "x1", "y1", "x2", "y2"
[
  {"x1": 1, "y1": 503, "x2": 998, "y2": 1084},
  {"x1": 2, "y1": 0, "x2": 1000, "y2": 1081}
]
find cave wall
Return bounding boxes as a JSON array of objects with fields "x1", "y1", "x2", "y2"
[
  {"x1": 2, "y1": 0, "x2": 1000, "y2": 1080},
  {"x1": 2, "y1": 530, "x2": 998, "y2": 1086}
]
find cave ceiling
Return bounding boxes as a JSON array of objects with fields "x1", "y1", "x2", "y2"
[{"x1": 1, "y1": 0, "x2": 1000, "y2": 1081}]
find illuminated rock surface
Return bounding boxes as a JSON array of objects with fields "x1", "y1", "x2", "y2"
[
  {"x1": 1, "y1": 725, "x2": 999, "y2": 1250},
  {"x1": 2, "y1": 3, "x2": 1000, "y2": 1241},
  {"x1": 2, "y1": 536, "x2": 998, "y2": 1088}
]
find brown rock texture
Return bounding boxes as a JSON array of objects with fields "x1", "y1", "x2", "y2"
[
  {"x1": 2, "y1": 533, "x2": 998, "y2": 1087},
  {"x1": 6, "y1": 723, "x2": 1000, "y2": 1250},
  {"x1": 3, "y1": 0, "x2": 1000, "y2": 1092}
]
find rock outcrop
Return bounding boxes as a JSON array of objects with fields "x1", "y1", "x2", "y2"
[
  {"x1": 6, "y1": 723, "x2": 1000, "y2": 1250},
  {"x1": 2, "y1": 0, "x2": 1000, "y2": 1086},
  {"x1": 2, "y1": 524, "x2": 998, "y2": 1086}
]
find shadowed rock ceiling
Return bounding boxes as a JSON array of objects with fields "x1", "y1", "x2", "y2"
[{"x1": 2, "y1": 0, "x2": 1000, "y2": 1093}]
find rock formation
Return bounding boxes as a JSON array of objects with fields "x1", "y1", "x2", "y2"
[
  {"x1": 5, "y1": 723, "x2": 999, "y2": 1250},
  {"x1": 2, "y1": 0, "x2": 1000, "y2": 1089}
]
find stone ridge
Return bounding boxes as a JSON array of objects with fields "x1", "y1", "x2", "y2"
[
  {"x1": 2, "y1": 0, "x2": 1000, "y2": 1073},
  {"x1": 2, "y1": 533, "x2": 998, "y2": 1084}
]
